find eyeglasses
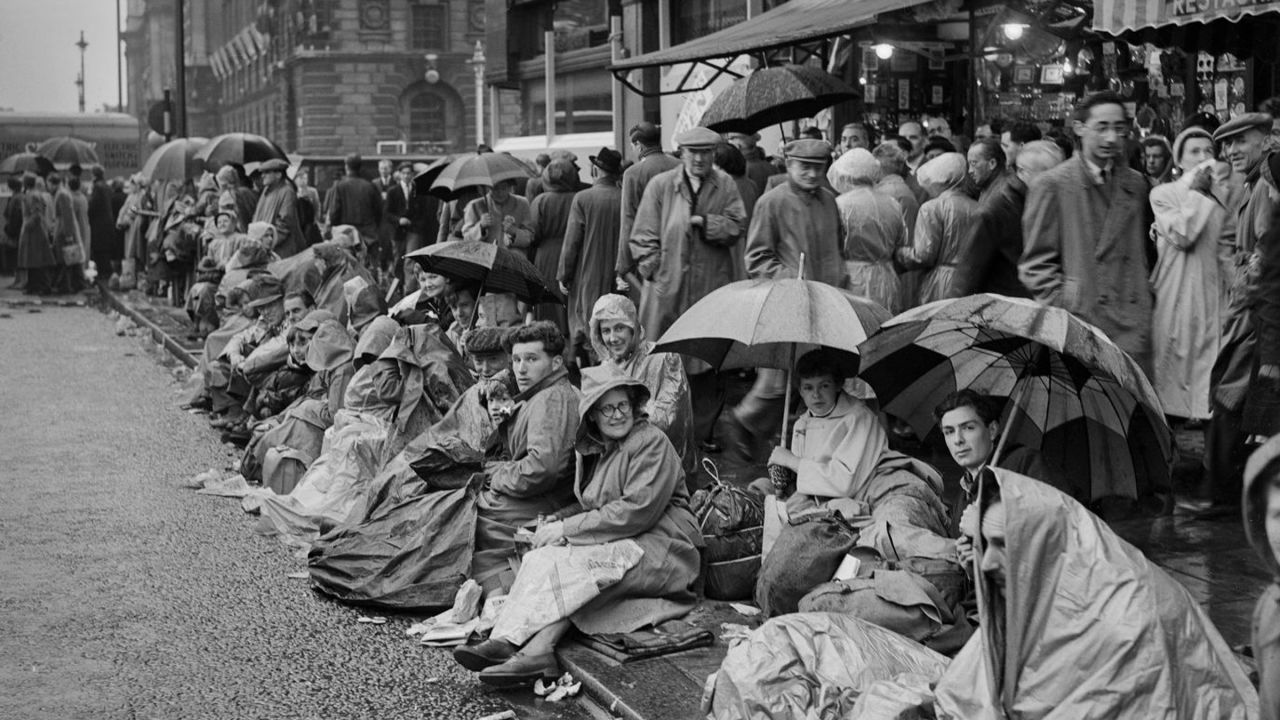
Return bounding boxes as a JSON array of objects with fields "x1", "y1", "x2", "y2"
[{"x1": 594, "y1": 400, "x2": 632, "y2": 419}]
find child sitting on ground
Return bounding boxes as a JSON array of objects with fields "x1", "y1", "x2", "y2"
[
  {"x1": 1245, "y1": 437, "x2": 1280, "y2": 720},
  {"x1": 186, "y1": 256, "x2": 224, "y2": 340}
]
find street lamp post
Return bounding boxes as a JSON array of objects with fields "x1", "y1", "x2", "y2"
[
  {"x1": 75, "y1": 30, "x2": 89, "y2": 113},
  {"x1": 468, "y1": 41, "x2": 486, "y2": 147}
]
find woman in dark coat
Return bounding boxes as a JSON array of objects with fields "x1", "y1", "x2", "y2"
[
  {"x1": 88, "y1": 168, "x2": 121, "y2": 283},
  {"x1": 528, "y1": 160, "x2": 578, "y2": 336},
  {"x1": 17, "y1": 174, "x2": 56, "y2": 295}
]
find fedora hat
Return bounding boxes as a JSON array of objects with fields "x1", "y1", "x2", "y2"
[{"x1": 589, "y1": 148, "x2": 623, "y2": 175}]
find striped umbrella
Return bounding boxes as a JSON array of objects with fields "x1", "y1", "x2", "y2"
[
  {"x1": 140, "y1": 137, "x2": 209, "y2": 182},
  {"x1": 859, "y1": 294, "x2": 1171, "y2": 501}
]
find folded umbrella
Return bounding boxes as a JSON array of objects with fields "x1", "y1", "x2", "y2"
[
  {"x1": 195, "y1": 132, "x2": 288, "y2": 171},
  {"x1": 0, "y1": 152, "x2": 54, "y2": 176},
  {"x1": 140, "y1": 137, "x2": 209, "y2": 182},
  {"x1": 34, "y1": 136, "x2": 100, "y2": 168},
  {"x1": 429, "y1": 152, "x2": 533, "y2": 200},
  {"x1": 699, "y1": 64, "x2": 860, "y2": 136},
  {"x1": 858, "y1": 293, "x2": 1172, "y2": 501},
  {"x1": 405, "y1": 240, "x2": 563, "y2": 307}
]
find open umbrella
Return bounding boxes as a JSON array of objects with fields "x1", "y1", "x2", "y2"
[
  {"x1": 699, "y1": 65, "x2": 859, "y2": 135},
  {"x1": 858, "y1": 293, "x2": 1172, "y2": 501},
  {"x1": 0, "y1": 152, "x2": 54, "y2": 176},
  {"x1": 34, "y1": 136, "x2": 100, "y2": 167},
  {"x1": 412, "y1": 156, "x2": 454, "y2": 197},
  {"x1": 429, "y1": 152, "x2": 533, "y2": 200},
  {"x1": 195, "y1": 133, "x2": 288, "y2": 170},
  {"x1": 653, "y1": 273, "x2": 889, "y2": 441},
  {"x1": 404, "y1": 240, "x2": 562, "y2": 306},
  {"x1": 140, "y1": 137, "x2": 209, "y2": 182}
]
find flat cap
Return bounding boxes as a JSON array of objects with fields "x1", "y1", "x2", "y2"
[
  {"x1": 258, "y1": 158, "x2": 290, "y2": 173},
  {"x1": 245, "y1": 275, "x2": 285, "y2": 308},
  {"x1": 629, "y1": 121, "x2": 661, "y2": 144},
  {"x1": 1213, "y1": 113, "x2": 1273, "y2": 142},
  {"x1": 462, "y1": 326, "x2": 509, "y2": 355},
  {"x1": 675, "y1": 126, "x2": 722, "y2": 150},
  {"x1": 784, "y1": 139, "x2": 834, "y2": 162}
]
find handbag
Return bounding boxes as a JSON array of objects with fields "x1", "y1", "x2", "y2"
[
  {"x1": 754, "y1": 510, "x2": 860, "y2": 616},
  {"x1": 61, "y1": 239, "x2": 85, "y2": 266},
  {"x1": 691, "y1": 459, "x2": 764, "y2": 601}
]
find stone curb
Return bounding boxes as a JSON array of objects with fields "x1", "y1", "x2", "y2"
[
  {"x1": 556, "y1": 643, "x2": 646, "y2": 720},
  {"x1": 97, "y1": 285, "x2": 199, "y2": 370}
]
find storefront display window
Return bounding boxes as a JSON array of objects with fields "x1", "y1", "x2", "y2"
[{"x1": 524, "y1": 69, "x2": 612, "y2": 135}]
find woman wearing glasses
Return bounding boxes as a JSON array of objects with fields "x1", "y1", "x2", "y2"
[{"x1": 453, "y1": 374, "x2": 701, "y2": 686}]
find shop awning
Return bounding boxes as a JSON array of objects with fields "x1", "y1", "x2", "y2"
[
  {"x1": 610, "y1": 0, "x2": 934, "y2": 95},
  {"x1": 1092, "y1": 0, "x2": 1280, "y2": 34}
]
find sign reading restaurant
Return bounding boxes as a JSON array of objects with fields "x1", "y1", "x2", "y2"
[{"x1": 1169, "y1": 0, "x2": 1276, "y2": 19}]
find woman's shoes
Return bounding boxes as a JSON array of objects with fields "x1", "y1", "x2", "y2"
[
  {"x1": 477, "y1": 651, "x2": 560, "y2": 688},
  {"x1": 452, "y1": 638, "x2": 518, "y2": 672}
]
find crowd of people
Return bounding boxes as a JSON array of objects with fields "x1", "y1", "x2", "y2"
[{"x1": 8, "y1": 88, "x2": 1280, "y2": 716}]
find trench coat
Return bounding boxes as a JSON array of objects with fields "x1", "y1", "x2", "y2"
[
  {"x1": 559, "y1": 177, "x2": 623, "y2": 344},
  {"x1": 1019, "y1": 156, "x2": 1154, "y2": 373},
  {"x1": 744, "y1": 180, "x2": 846, "y2": 287},
  {"x1": 898, "y1": 189, "x2": 979, "y2": 305},
  {"x1": 252, "y1": 181, "x2": 305, "y2": 258},
  {"x1": 1149, "y1": 174, "x2": 1227, "y2": 420},
  {"x1": 53, "y1": 188, "x2": 80, "y2": 257},
  {"x1": 529, "y1": 186, "x2": 576, "y2": 332},
  {"x1": 17, "y1": 191, "x2": 56, "y2": 269},
  {"x1": 616, "y1": 148, "x2": 681, "y2": 279},
  {"x1": 878, "y1": 174, "x2": 922, "y2": 310},
  {"x1": 461, "y1": 193, "x2": 534, "y2": 249},
  {"x1": 836, "y1": 185, "x2": 906, "y2": 313},
  {"x1": 628, "y1": 167, "x2": 747, "y2": 340},
  {"x1": 89, "y1": 182, "x2": 121, "y2": 263},
  {"x1": 560, "y1": 419, "x2": 701, "y2": 635},
  {"x1": 951, "y1": 175, "x2": 1033, "y2": 299}
]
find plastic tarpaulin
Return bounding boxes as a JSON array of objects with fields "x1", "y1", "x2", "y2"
[
  {"x1": 307, "y1": 475, "x2": 483, "y2": 609},
  {"x1": 705, "y1": 612, "x2": 949, "y2": 719}
]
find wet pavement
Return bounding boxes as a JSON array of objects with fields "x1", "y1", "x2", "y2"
[{"x1": 0, "y1": 285, "x2": 595, "y2": 720}]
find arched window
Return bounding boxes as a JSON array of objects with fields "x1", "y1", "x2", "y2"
[{"x1": 408, "y1": 91, "x2": 448, "y2": 143}]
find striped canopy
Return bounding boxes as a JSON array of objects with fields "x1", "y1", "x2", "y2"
[
  {"x1": 859, "y1": 294, "x2": 1172, "y2": 501},
  {"x1": 1093, "y1": 0, "x2": 1277, "y2": 34}
]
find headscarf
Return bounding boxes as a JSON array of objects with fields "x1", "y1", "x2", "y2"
[
  {"x1": 304, "y1": 318, "x2": 355, "y2": 372},
  {"x1": 247, "y1": 221, "x2": 275, "y2": 245},
  {"x1": 827, "y1": 148, "x2": 881, "y2": 194},
  {"x1": 588, "y1": 294, "x2": 644, "y2": 362},
  {"x1": 543, "y1": 159, "x2": 579, "y2": 193},
  {"x1": 915, "y1": 152, "x2": 968, "y2": 198},
  {"x1": 1171, "y1": 127, "x2": 1213, "y2": 168}
]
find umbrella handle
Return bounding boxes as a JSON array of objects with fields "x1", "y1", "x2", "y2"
[
  {"x1": 781, "y1": 254, "x2": 807, "y2": 446},
  {"x1": 991, "y1": 351, "x2": 1040, "y2": 466}
]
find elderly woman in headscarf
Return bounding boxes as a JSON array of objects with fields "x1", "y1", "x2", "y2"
[
  {"x1": 1150, "y1": 127, "x2": 1227, "y2": 421},
  {"x1": 529, "y1": 159, "x2": 580, "y2": 334},
  {"x1": 587, "y1": 294, "x2": 695, "y2": 478},
  {"x1": 894, "y1": 152, "x2": 980, "y2": 305},
  {"x1": 217, "y1": 164, "x2": 258, "y2": 231},
  {"x1": 829, "y1": 148, "x2": 908, "y2": 313},
  {"x1": 453, "y1": 374, "x2": 701, "y2": 687}
]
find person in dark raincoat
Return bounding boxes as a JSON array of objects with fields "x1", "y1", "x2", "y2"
[
  {"x1": 310, "y1": 241, "x2": 378, "y2": 328},
  {"x1": 1244, "y1": 436, "x2": 1280, "y2": 720},
  {"x1": 896, "y1": 152, "x2": 980, "y2": 305},
  {"x1": 528, "y1": 160, "x2": 578, "y2": 335},
  {"x1": 558, "y1": 148, "x2": 623, "y2": 366},
  {"x1": 16, "y1": 174, "x2": 56, "y2": 295},
  {"x1": 629, "y1": 126, "x2": 746, "y2": 452},
  {"x1": 616, "y1": 122, "x2": 680, "y2": 303},
  {"x1": 472, "y1": 322, "x2": 580, "y2": 594},
  {"x1": 935, "y1": 470, "x2": 1257, "y2": 718},
  {"x1": 454, "y1": 374, "x2": 699, "y2": 687},
  {"x1": 251, "y1": 159, "x2": 305, "y2": 259}
]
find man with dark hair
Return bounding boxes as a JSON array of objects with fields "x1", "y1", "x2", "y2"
[
  {"x1": 473, "y1": 320, "x2": 580, "y2": 593},
  {"x1": 1001, "y1": 121, "x2": 1042, "y2": 171},
  {"x1": 282, "y1": 290, "x2": 315, "y2": 326},
  {"x1": 966, "y1": 137, "x2": 1007, "y2": 201},
  {"x1": 328, "y1": 153, "x2": 383, "y2": 270},
  {"x1": 725, "y1": 131, "x2": 775, "y2": 195},
  {"x1": 898, "y1": 120, "x2": 926, "y2": 170},
  {"x1": 616, "y1": 121, "x2": 680, "y2": 300},
  {"x1": 921, "y1": 135, "x2": 957, "y2": 164},
  {"x1": 839, "y1": 122, "x2": 874, "y2": 153}
]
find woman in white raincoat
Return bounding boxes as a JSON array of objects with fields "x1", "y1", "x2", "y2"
[
  {"x1": 1149, "y1": 127, "x2": 1227, "y2": 420},
  {"x1": 895, "y1": 153, "x2": 979, "y2": 305},
  {"x1": 828, "y1": 148, "x2": 907, "y2": 313},
  {"x1": 934, "y1": 469, "x2": 1258, "y2": 719}
]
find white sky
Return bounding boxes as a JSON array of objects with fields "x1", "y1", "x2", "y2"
[{"x1": 0, "y1": 0, "x2": 126, "y2": 113}]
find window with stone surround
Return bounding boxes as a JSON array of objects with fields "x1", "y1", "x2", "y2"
[
  {"x1": 408, "y1": 91, "x2": 448, "y2": 143},
  {"x1": 410, "y1": 2, "x2": 448, "y2": 50}
]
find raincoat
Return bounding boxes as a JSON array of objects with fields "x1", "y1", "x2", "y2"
[
  {"x1": 587, "y1": 294, "x2": 696, "y2": 479},
  {"x1": 343, "y1": 275, "x2": 385, "y2": 338},
  {"x1": 460, "y1": 191, "x2": 533, "y2": 248},
  {"x1": 790, "y1": 393, "x2": 889, "y2": 502},
  {"x1": 743, "y1": 179, "x2": 846, "y2": 288},
  {"x1": 616, "y1": 147, "x2": 680, "y2": 280},
  {"x1": 17, "y1": 189, "x2": 56, "y2": 270},
  {"x1": 491, "y1": 376, "x2": 700, "y2": 644},
  {"x1": 558, "y1": 176, "x2": 622, "y2": 346},
  {"x1": 952, "y1": 174, "x2": 1033, "y2": 299},
  {"x1": 529, "y1": 162, "x2": 578, "y2": 332},
  {"x1": 897, "y1": 153, "x2": 980, "y2": 305},
  {"x1": 1245, "y1": 436, "x2": 1280, "y2": 720},
  {"x1": 372, "y1": 322, "x2": 474, "y2": 463},
  {"x1": 251, "y1": 179, "x2": 304, "y2": 258},
  {"x1": 1150, "y1": 171, "x2": 1227, "y2": 420},
  {"x1": 472, "y1": 367, "x2": 580, "y2": 592},
  {"x1": 628, "y1": 166, "x2": 747, "y2": 340},
  {"x1": 934, "y1": 469, "x2": 1258, "y2": 719},
  {"x1": 313, "y1": 247, "x2": 377, "y2": 328},
  {"x1": 830, "y1": 149, "x2": 906, "y2": 313},
  {"x1": 1019, "y1": 155, "x2": 1154, "y2": 373}
]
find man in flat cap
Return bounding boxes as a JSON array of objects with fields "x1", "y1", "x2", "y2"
[
  {"x1": 617, "y1": 121, "x2": 681, "y2": 305},
  {"x1": 728, "y1": 138, "x2": 846, "y2": 462},
  {"x1": 1201, "y1": 112, "x2": 1278, "y2": 515},
  {"x1": 630, "y1": 126, "x2": 747, "y2": 453},
  {"x1": 251, "y1": 158, "x2": 305, "y2": 258}
]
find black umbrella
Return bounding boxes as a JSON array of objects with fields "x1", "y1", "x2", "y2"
[
  {"x1": 195, "y1": 133, "x2": 288, "y2": 171},
  {"x1": 699, "y1": 65, "x2": 859, "y2": 135},
  {"x1": 0, "y1": 152, "x2": 54, "y2": 176},
  {"x1": 404, "y1": 240, "x2": 563, "y2": 306}
]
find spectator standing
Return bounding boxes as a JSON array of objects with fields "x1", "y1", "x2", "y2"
[
  {"x1": 828, "y1": 147, "x2": 906, "y2": 313},
  {"x1": 616, "y1": 122, "x2": 680, "y2": 300},
  {"x1": 215, "y1": 165, "x2": 257, "y2": 232},
  {"x1": 528, "y1": 160, "x2": 580, "y2": 335},
  {"x1": 951, "y1": 140, "x2": 1063, "y2": 299},
  {"x1": 251, "y1": 159, "x2": 305, "y2": 258},
  {"x1": 1001, "y1": 121, "x2": 1042, "y2": 171},
  {"x1": 524, "y1": 153, "x2": 551, "y2": 200},
  {"x1": 294, "y1": 167, "x2": 323, "y2": 247},
  {"x1": 966, "y1": 137, "x2": 1007, "y2": 203},
  {"x1": 1142, "y1": 136, "x2": 1175, "y2": 187},
  {"x1": 383, "y1": 162, "x2": 416, "y2": 286},
  {"x1": 838, "y1": 122, "x2": 874, "y2": 153},
  {"x1": 88, "y1": 167, "x2": 118, "y2": 284},
  {"x1": 372, "y1": 158, "x2": 395, "y2": 269},
  {"x1": 1149, "y1": 126, "x2": 1226, "y2": 423},
  {"x1": 558, "y1": 148, "x2": 623, "y2": 366},
  {"x1": 69, "y1": 177, "x2": 91, "y2": 270},
  {"x1": 461, "y1": 179, "x2": 534, "y2": 249},
  {"x1": 327, "y1": 154, "x2": 383, "y2": 267},
  {"x1": 898, "y1": 120, "x2": 926, "y2": 171},
  {"x1": 713, "y1": 142, "x2": 759, "y2": 282},
  {"x1": 725, "y1": 131, "x2": 775, "y2": 195},
  {"x1": 630, "y1": 126, "x2": 747, "y2": 453},
  {"x1": 17, "y1": 174, "x2": 56, "y2": 295},
  {"x1": 1019, "y1": 91, "x2": 1155, "y2": 376},
  {"x1": 3, "y1": 177, "x2": 23, "y2": 281},
  {"x1": 49, "y1": 174, "x2": 84, "y2": 293},
  {"x1": 896, "y1": 153, "x2": 979, "y2": 305}
]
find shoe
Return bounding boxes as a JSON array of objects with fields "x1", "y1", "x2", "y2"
[
  {"x1": 477, "y1": 651, "x2": 559, "y2": 688},
  {"x1": 183, "y1": 395, "x2": 213, "y2": 411},
  {"x1": 453, "y1": 638, "x2": 518, "y2": 672},
  {"x1": 220, "y1": 428, "x2": 251, "y2": 446}
]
